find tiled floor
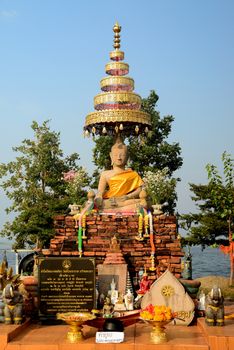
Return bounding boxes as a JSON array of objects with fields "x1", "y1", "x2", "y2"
[{"x1": 1, "y1": 307, "x2": 234, "y2": 350}]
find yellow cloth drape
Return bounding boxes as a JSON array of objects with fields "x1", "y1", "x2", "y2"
[{"x1": 103, "y1": 170, "x2": 143, "y2": 199}]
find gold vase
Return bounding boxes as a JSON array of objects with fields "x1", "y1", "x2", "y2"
[
  {"x1": 66, "y1": 320, "x2": 84, "y2": 343},
  {"x1": 141, "y1": 319, "x2": 172, "y2": 344},
  {"x1": 151, "y1": 322, "x2": 167, "y2": 344},
  {"x1": 152, "y1": 204, "x2": 163, "y2": 215},
  {"x1": 57, "y1": 312, "x2": 96, "y2": 343}
]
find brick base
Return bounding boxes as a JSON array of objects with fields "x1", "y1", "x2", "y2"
[{"x1": 43, "y1": 213, "x2": 184, "y2": 280}]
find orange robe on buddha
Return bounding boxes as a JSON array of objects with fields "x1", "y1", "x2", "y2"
[{"x1": 103, "y1": 169, "x2": 143, "y2": 199}]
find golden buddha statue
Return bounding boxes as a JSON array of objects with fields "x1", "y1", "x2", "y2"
[{"x1": 95, "y1": 138, "x2": 144, "y2": 212}]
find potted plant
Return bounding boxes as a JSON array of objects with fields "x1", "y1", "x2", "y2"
[
  {"x1": 63, "y1": 168, "x2": 90, "y2": 213},
  {"x1": 143, "y1": 168, "x2": 177, "y2": 214}
]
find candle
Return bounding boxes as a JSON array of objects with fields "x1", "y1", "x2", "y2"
[
  {"x1": 78, "y1": 227, "x2": 82, "y2": 254},
  {"x1": 149, "y1": 212, "x2": 155, "y2": 254}
]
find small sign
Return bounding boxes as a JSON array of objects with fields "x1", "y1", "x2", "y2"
[{"x1": 96, "y1": 332, "x2": 124, "y2": 343}]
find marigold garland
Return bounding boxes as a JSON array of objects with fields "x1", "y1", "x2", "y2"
[
  {"x1": 140, "y1": 304, "x2": 174, "y2": 322},
  {"x1": 82, "y1": 214, "x2": 86, "y2": 229}
]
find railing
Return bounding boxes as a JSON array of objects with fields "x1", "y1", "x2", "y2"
[{"x1": 0, "y1": 249, "x2": 35, "y2": 274}]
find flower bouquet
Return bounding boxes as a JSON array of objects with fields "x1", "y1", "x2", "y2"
[{"x1": 140, "y1": 304, "x2": 176, "y2": 344}]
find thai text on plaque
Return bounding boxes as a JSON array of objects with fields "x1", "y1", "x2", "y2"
[{"x1": 38, "y1": 257, "x2": 95, "y2": 317}]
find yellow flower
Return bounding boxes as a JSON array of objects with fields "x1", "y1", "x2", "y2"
[{"x1": 140, "y1": 304, "x2": 173, "y2": 321}]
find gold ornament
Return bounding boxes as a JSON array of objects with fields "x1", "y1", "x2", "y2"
[
  {"x1": 161, "y1": 285, "x2": 175, "y2": 298},
  {"x1": 84, "y1": 130, "x2": 90, "y2": 137},
  {"x1": 85, "y1": 109, "x2": 151, "y2": 127},
  {"x1": 100, "y1": 76, "x2": 134, "y2": 90},
  {"x1": 83, "y1": 23, "x2": 151, "y2": 137},
  {"x1": 105, "y1": 61, "x2": 129, "y2": 75},
  {"x1": 113, "y1": 22, "x2": 121, "y2": 49},
  {"x1": 109, "y1": 50, "x2": 124, "y2": 60},
  {"x1": 94, "y1": 91, "x2": 141, "y2": 107}
]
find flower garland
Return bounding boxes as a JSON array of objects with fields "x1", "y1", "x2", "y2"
[
  {"x1": 73, "y1": 201, "x2": 94, "y2": 256},
  {"x1": 135, "y1": 213, "x2": 144, "y2": 241},
  {"x1": 144, "y1": 214, "x2": 149, "y2": 237},
  {"x1": 149, "y1": 212, "x2": 156, "y2": 271},
  {"x1": 135, "y1": 210, "x2": 156, "y2": 271},
  {"x1": 140, "y1": 304, "x2": 173, "y2": 321},
  {"x1": 82, "y1": 214, "x2": 87, "y2": 239}
]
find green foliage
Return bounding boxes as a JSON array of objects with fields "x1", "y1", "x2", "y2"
[
  {"x1": 128, "y1": 91, "x2": 182, "y2": 176},
  {"x1": 92, "y1": 135, "x2": 113, "y2": 172},
  {"x1": 91, "y1": 90, "x2": 183, "y2": 205},
  {"x1": 180, "y1": 152, "x2": 234, "y2": 247},
  {"x1": 206, "y1": 151, "x2": 234, "y2": 219},
  {"x1": 63, "y1": 169, "x2": 91, "y2": 204},
  {"x1": 143, "y1": 168, "x2": 177, "y2": 211},
  {"x1": 0, "y1": 120, "x2": 88, "y2": 248}
]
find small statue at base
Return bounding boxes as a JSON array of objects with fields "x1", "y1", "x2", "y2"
[
  {"x1": 205, "y1": 286, "x2": 224, "y2": 326},
  {"x1": 182, "y1": 248, "x2": 192, "y2": 280},
  {"x1": 114, "y1": 293, "x2": 126, "y2": 311},
  {"x1": 103, "y1": 296, "x2": 114, "y2": 318},
  {"x1": 108, "y1": 278, "x2": 119, "y2": 305},
  {"x1": 197, "y1": 290, "x2": 206, "y2": 311},
  {"x1": 110, "y1": 236, "x2": 120, "y2": 252},
  {"x1": 2, "y1": 275, "x2": 25, "y2": 324},
  {"x1": 124, "y1": 289, "x2": 134, "y2": 311},
  {"x1": 137, "y1": 269, "x2": 151, "y2": 295}
]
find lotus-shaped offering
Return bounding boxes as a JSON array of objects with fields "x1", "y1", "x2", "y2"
[
  {"x1": 57, "y1": 312, "x2": 96, "y2": 343},
  {"x1": 140, "y1": 304, "x2": 176, "y2": 344}
]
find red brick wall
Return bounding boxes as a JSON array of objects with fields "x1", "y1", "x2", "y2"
[{"x1": 44, "y1": 214, "x2": 183, "y2": 279}]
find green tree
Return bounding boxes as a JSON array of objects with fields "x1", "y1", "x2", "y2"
[
  {"x1": 0, "y1": 120, "x2": 88, "y2": 249},
  {"x1": 180, "y1": 184, "x2": 229, "y2": 246},
  {"x1": 180, "y1": 152, "x2": 234, "y2": 285},
  {"x1": 92, "y1": 90, "x2": 183, "y2": 183},
  {"x1": 206, "y1": 151, "x2": 234, "y2": 285},
  {"x1": 128, "y1": 91, "x2": 182, "y2": 176}
]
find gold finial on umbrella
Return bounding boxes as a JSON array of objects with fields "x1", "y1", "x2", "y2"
[{"x1": 113, "y1": 22, "x2": 121, "y2": 49}]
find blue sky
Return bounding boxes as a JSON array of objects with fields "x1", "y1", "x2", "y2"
[{"x1": 0, "y1": 0, "x2": 234, "y2": 231}]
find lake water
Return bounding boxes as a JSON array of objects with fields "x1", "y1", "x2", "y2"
[
  {"x1": 187, "y1": 245, "x2": 230, "y2": 279},
  {"x1": 0, "y1": 241, "x2": 230, "y2": 278}
]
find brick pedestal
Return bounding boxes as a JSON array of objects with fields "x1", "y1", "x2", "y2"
[{"x1": 43, "y1": 214, "x2": 183, "y2": 279}]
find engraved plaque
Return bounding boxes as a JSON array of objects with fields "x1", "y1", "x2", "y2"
[{"x1": 38, "y1": 257, "x2": 95, "y2": 318}]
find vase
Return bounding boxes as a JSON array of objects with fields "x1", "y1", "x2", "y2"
[
  {"x1": 57, "y1": 312, "x2": 96, "y2": 343},
  {"x1": 68, "y1": 204, "x2": 81, "y2": 215},
  {"x1": 152, "y1": 204, "x2": 163, "y2": 215},
  {"x1": 141, "y1": 319, "x2": 172, "y2": 344}
]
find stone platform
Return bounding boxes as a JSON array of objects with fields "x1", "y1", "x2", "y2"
[{"x1": 1, "y1": 313, "x2": 234, "y2": 350}]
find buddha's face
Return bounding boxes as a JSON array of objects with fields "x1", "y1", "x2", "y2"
[{"x1": 110, "y1": 144, "x2": 128, "y2": 167}]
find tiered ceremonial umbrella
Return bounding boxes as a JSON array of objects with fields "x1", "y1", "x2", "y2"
[{"x1": 84, "y1": 23, "x2": 151, "y2": 138}]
